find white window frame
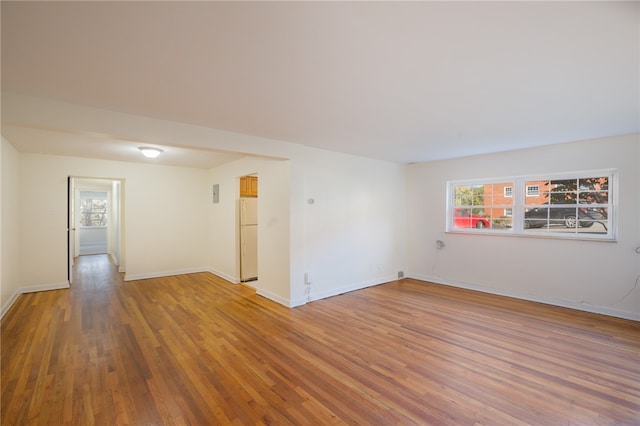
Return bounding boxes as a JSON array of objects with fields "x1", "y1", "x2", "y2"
[
  {"x1": 447, "y1": 179, "x2": 515, "y2": 234},
  {"x1": 447, "y1": 169, "x2": 617, "y2": 241},
  {"x1": 504, "y1": 186, "x2": 513, "y2": 197}
]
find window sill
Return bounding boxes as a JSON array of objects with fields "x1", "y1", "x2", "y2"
[{"x1": 446, "y1": 229, "x2": 616, "y2": 242}]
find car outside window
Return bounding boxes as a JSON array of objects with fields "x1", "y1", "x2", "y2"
[
  {"x1": 524, "y1": 177, "x2": 610, "y2": 235},
  {"x1": 450, "y1": 182, "x2": 514, "y2": 231}
]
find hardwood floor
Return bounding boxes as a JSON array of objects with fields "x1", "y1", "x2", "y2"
[{"x1": 2, "y1": 255, "x2": 639, "y2": 425}]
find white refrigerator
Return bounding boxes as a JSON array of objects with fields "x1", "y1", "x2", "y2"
[{"x1": 239, "y1": 197, "x2": 258, "y2": 282}]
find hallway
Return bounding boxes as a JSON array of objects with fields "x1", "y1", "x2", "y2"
[{"x1": 72, "y1": 254, "x2": 119, "y2": 291}]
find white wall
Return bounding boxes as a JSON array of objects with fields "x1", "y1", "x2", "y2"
[
  {"x1": 17, "y1": 153, "x2": 210, "y2": 288},
  {"x1": 207, "y1": 151, "x2": 407, "y2": 307},
  {"x1": 207, "y1": 156, "x2": 292, "y2": 304},
  {"x1": 1, "y1": 138, "x2": 21, "y2": 315},
  {"x1": 123, "y1": 163, "x2": 209, "y2": 279},
  {"x1": 291, "y1": 157, "x2": 407, "y2": 306},
  {"x1": 407, "y1": 134, "x2": 640, "y2": 320}
]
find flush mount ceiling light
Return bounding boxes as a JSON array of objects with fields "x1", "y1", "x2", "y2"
[{"x1": 138, "y1": 147, "x2": 163, "y2": 158}]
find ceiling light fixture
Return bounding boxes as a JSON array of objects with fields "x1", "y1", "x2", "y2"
[{"x1": 138, "y1": 147, "x2": 163, "y2": 158}]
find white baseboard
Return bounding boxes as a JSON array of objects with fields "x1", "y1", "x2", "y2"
[
  {"x1": 256, "y1": 288, "x2": 293, "y2": 307},
  {"x1": 205, "y1": 270, "x2": 289, "y2": 306},
  {"x1": 206, "y1": 267, "x2": 238, "y2": 284},
  {"x1": 408, "y1": 273, "x2": 640, "y2": 322},
  {"x1": 124, "y1": 267, "x2": 209, "y2": 282},
  {"x1": 289, "y1": 295, "x2": 308, "y2": 307},
  {"x1": 286, "y1": 274, "x2": 397, "y2": 308},
  {"x1": 310, "y1": 274, "x2": 397, "y2": 302},
  {"x1": 1, "y1": 292, "x2": 21, "y2": 319},
  {"x1": 257, "y1": 275, "x2": 401, "y2": 308},
  {"x1": 1, "y1": 281, "x2": 70, "y2": 319}
]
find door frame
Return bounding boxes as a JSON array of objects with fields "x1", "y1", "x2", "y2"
[
  {"x1": 67, "y1": 177, "x2": 74, "y2": 283},
  {"x1": 67, "y1": 176, "x2": 125, "y2": 283}
]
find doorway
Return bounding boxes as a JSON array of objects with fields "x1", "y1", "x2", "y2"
[
  {"x1": 68, "y1": 177, "x2": 124, "y2": 284},
  {"x1": 239, "y1": 174, "x2": 258, "y2": 283}
]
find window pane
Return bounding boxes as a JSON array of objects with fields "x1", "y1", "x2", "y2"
[
  {"x1": 493, "y1": 216, "x2": 512, "y2": 229},
  {"x1": 482, "y1": 183, "x2": 513, "y2": 230},
  {"x1": 80, "y1": 198, "x2": 107, "y2": 227},
  {"x1": 577, "y1": 177, "x2": 608, "y2": 206},
  {"x1": 454, "y1": 185, "x2": 484, "y2": 207},
  {"x1": 525, "y1": 180, "x2": 547, "y2": 204},
  {"x1": 524, "y1": 204, "x2": 609, "y2": 235},
  {"x1": 453, "y1": 208, "x2": 489, "y2": 229},
  {"x1": 579, "y1": 177, "x2": 608, "y2": 191},
  {"x1": 550, "y1": 179, "x2": 576, "y2": 192},
  {"x1": 580, "y1": 191, "x2": 608, "y2": 204},
  {"x1": 454, "y1": 185, "x2": 472, "y2": 206},
  {"x1": 547, "y1": 179, "x2": 577, "y2": 205},
  {"x1": 453, "y1": 182, "x2": 514, "y2": 230}
]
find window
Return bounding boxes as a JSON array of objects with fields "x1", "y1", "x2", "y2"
[
  {"x1": 447, "y1": 170, "x2": 616, "y2": 240},
  {"x1": 523, "y1": 176, "x2": 611, "y2": 236},
  {"x1": 80, "y1": 191, "x2": 108, "y2": 227},
  {"x1": 526, "y1": 185, "x2": 539, "y2": 196},
  {"x1": 451, "y1": 182, "x2": 514, "y2": 231}
]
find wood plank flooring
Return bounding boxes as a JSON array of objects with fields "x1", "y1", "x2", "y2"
[{"x1": 2, "y1": 254, "x2": 639, "y2": 425}]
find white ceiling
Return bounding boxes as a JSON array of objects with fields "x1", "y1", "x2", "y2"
[
  {"x1": 0, "y1": 123, "x2": 245, "y2": 169},
  {"x1": 1, "y1": 1, "x2": 638, "y2": 166}
]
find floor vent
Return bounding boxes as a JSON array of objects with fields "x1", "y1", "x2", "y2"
[{"x1": 397, "y1": 271, "x2": 405, "y2": 279}]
